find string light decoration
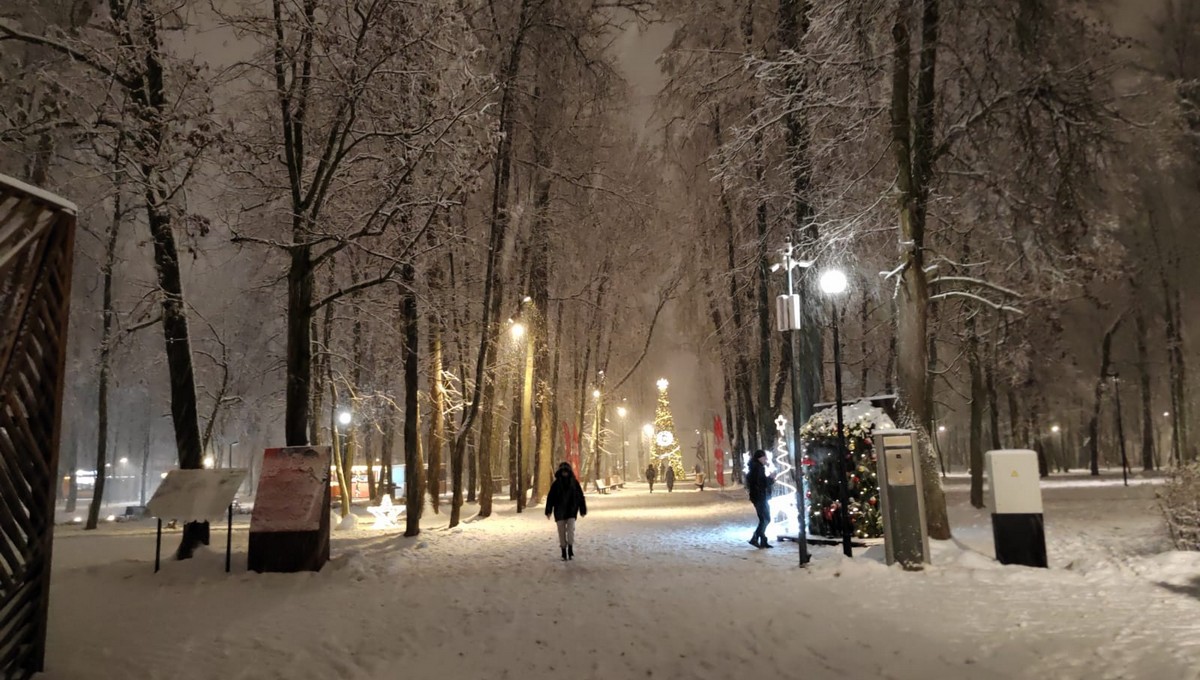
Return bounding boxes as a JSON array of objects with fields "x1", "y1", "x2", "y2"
[{"x1": 767, "y1": 415, "x2": 802, "y2": 537}]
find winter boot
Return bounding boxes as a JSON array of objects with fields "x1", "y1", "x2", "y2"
[
  {"x1": 749, "y1": 536, "x2": 761, "y2": 548},
  {"x1": 568, "y1": 544, "x2": 574, "y2": 560},
  {"x1": 561, "y1": 546, "x2": 568, "y2": 561},
  {"x1": 760, "y1": 539, "x2": 774, "y2": 549}
]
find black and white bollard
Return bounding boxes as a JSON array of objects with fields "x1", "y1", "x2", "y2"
[{"x1": 986, "y1": 449, "x2": 1047, "y2": 568}]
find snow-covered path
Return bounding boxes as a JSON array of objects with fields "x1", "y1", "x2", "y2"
[{"x1": 43, "y1": 476, "x2": 1200, "y2": 680}]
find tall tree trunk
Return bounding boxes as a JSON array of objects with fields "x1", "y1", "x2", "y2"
[
  {"x1": 1087, "y1": 315, "x2": 1124, "y2": 475},
  {"x1": 967, "y1": 313, "x2": 985, "y2": 508},
  {"x1": 402, "y1": 266, "x2": 424, "y2": 536},
  {"x1": 1135, "y1": 298, "x2": 1156, "y2": 471},
  {"x1": 86, "y1": 188, "x2": 123, "y2": 531},
  {"x1": 428, "y1": 314, "x2": 445, "y2": 513},
  {"x1": 891, "y1": 0, "x2": 949, "y2": 539}
]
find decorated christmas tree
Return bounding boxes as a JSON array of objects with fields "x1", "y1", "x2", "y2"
[
  {"x1": 799, "y1": 402, "x2": 889, "y2": 539},
  {"x1": 650, "y1": 379, "x2": 685, "y2": 478}
]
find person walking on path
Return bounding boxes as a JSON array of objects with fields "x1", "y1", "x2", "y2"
[
  {"x1": 746, "y1": 450, "x2": 775, "y2": 548},
  {"x1": 545, "y1": 462, "x2": 587, "y2": 560},
  {"x1": 645, "y1": 463, "x2": 657, "y2": 493},
  {"x1": 694, "y1": 464, "x2": 706, "y2": 491},
  {"x1": 665, "y1": 465, "x2": 676, "y2": 492}
]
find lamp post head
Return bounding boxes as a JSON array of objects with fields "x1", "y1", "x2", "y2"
[
  {"x1": 937, "y1": 425, "x2": 946, "y2": 433},
  {"x1": 510, "y1": 322, "x2": 526, "y2": 340},
  {"x1": 818, "y1": 269, "x2": 848, "y2": 295},
  {"x1": 119, "y1": 457, "x2": 128, "y2": 464},
  {"x1": 592, "y1": 389, "x2": 601, "y2": 399},
  {"x1": 338, "y1": 411, "x2": 352, "y2": 426},
  {"x1": 616, "y1": 406, "x2": 627, "y2": 418},
  {"x1": 1051, "y1": 425, "x2": 1061, "y2": 433}
]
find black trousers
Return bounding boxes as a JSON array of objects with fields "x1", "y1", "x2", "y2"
[{"x1": 752, "y1": 497, "x2": 770, "y2": 540}]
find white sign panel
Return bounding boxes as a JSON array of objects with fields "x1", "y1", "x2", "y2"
[
  {"x1": 986, "y1": 450, "x2": 1043, "y2": 514},
  {"x1": 147, "y1": 469, "x2": 247, "y2": 522}
]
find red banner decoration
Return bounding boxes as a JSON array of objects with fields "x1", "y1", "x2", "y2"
[{"x1": 713, "y1": 415, "x2": 726, "y2": 487}]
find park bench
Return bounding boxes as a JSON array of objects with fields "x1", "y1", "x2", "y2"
[
  {"x1": 593, "y1": 479, "x2": 610, "y2": 494},
  {"x1": 607, "y1": 475, "x2": 625, "y2": 489}
]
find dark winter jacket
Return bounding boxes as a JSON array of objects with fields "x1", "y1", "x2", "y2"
[
  {"x1": 665, "y1": 467, "x2": 675, "y2": 484},
  {"x1": 746, "y1": 458, "x2": 774, "y2": 502},
  {"x1": 645, "y1": 466, "x2": 656, "y2": 482},
  {"x1": 546, "y1": 468, "x2": 588, "y2": 521}
]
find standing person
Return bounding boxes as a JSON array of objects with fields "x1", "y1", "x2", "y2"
[
  {"x1": 545, "y1": 462, "x2": 587, "y2": 560},
  {"x1": 665, "y1": 465, "x2": 676, "y2": 492},
  {"x1": 746, "y1": 449, "x2": 775, "y2": 548},
  {"x1": 645, "y1": 463, "x2": 657, "y2": 493},
  {"x1": 694, "y1": 464, "x2": 705, "y2": 491}
]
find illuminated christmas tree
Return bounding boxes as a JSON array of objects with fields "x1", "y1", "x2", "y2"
[
  {"x1": 800, "y1": 406, "x2": 885, "y2": 539},
  {"x1": 651, "y1": 379, "x2": 685, "y2": 478}
]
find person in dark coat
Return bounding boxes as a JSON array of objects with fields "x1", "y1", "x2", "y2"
[
  {"x1": 665, "y1": 465, "x2": 676, "y2": 492},
  {"x1": 545, "y1": 462, "x2": 587, "y2": 560},
  {"x1": 746, "y1": 449, "x2": 775, "y2": 548},
  {"x1": 645, "y1": 463, "x2": 657, "y2": 493}
]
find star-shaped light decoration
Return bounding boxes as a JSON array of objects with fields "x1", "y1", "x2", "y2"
[
  {"x1": 367, "y1": 495, "x2": 403, "y2": 529},
  {"x1": 775, "y1": 415, "x2": 788, "y2": 432}
]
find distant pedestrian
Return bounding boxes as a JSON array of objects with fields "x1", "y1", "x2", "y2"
[
  {"x1": 545, "y1": 462, "x2": 587, "y2": 561},
  {"x1": 746, "y1": 450, "x2": 775, "y2": 548},
  {"x1": 694, "y1": 464, "x2": 705, "y2": 491},
  {"x1": 645, "y1": 464, "x2": 657, "y2": 493},
  {"x1": 665, "y1": 465, "x2": 676, "y2": 492}
]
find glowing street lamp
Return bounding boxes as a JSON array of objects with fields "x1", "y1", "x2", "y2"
[
  {"x1": 203, "y1": 455, "x2": 215, "y2": 469},
  {"x1": 1050, "y1": 425, "x2": 1060, "y2": 433},
  {"x1": 819, "y1": 267, "x2": 852, "y2": 558},
  {"x1": 510, "y1": 322, "x2": 526, "y2": 340},
  {"x1": 338, "y1": 410, "x2": 352, "y2": 427}
]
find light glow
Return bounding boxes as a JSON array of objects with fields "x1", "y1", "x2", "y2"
[
  {"x1": 592, "y1": 389, "x2": 601, "y2": 399},
  {"x1": 616, "y1": 406, "x2": 627, "y2": 418},
  {"x1": 119, "y1": 457, "x2": 128, "y2": 464},
  {"x1": 367, "y1": 495, "x2": 402, "y2": 529},
  {"x1": 338, "y1": 411, "x2": 352, "y2": 426},
  {"x1": 203, "y1": 456, "x2": 215, "y2": 469},
  {"x1": 937, "y1": 425, "x2": 946, "y2": 433},
  {"x1": 656, "y1": 378, "x2": 669, "y2": 391},
  {"x1": 510, "y1": 322, "x2": 526, "y2": 339},
  {"x1": 1051, "y1": 425, "x2": 1061, "y2": 433},
  {"x1": 642, "y1": 424, "x2": 654, "y2": 437},
  {"x1": 818, "y1": 269, "x2": 848, "y2": 295}
]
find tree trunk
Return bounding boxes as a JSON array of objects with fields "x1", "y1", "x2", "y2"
[
  {"x1": 891, "y1": 0, "x2": 949, "y2": 539},
  {"x1": 402, "y1": 266, "x2": 424, "y2": 537},
  {"x1": 286, "y1": 246, "x2": 315, "y2": 446},
  {"x1": 86, "y1": 192, "x2": 122, "y2": 531},
  {"x1": 1087, "y1": 315, "x2": 1124, "y2": 475},
  {"x1": 427, "y1": 315, "x2": 445, "y2": 513},
  {"x1": 967, "y1": 313, "x2": 985, "y2": 508},
  {"x1": 1135, "y1": 300, "x2": 1156, "y2": 471}
]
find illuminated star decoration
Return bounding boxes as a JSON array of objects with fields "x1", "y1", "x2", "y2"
[
  {"x1": 768, "y1": 415, "x2": 801, "y2": 537},
  {"x1": 367, "y1": 495, "x2": 402, "y2": 529}
]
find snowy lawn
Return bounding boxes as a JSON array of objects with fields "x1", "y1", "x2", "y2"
[{"x1": 43, "y1": 475, "x2": 1200, "y2": 680}]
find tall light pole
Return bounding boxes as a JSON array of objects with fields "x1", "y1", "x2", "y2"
[
  {"x1": 617, "y1": 405, "x2": 628, "y2": 479},
  {"x1": 642, "y1": 423, "x2": 653, "y2": 473},
  {"x1": 820, "y1": 268, "x2": 853, "y2": 558},
  {"x1": 511, "y1": 316, "x2": 534, "y2": 512},
  {"x1": 592, "y1": 387, "x2": 603, "y2": 482},
  {"x1": 1051, "y1": 425, "x2": 1063, "y2": 473},
  {"x1": 1108, "y1": 371, "x2": 1129, "y2": 487},
  {"x1": 772, "y1": 239, "x2": 812, "y2": 566}
]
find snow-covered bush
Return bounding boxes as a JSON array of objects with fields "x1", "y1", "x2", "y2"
[{"x1": 1160, "y1": 463, "x2": 1200, "y2": 551}]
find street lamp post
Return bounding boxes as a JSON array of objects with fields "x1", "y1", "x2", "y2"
[
  {"x1": 511, "y1": 317, "x2": 534, "y2": 513},
  {"x1": 1108, "y1": 372, "x2": 1129, "y2": 487},
  {"x1": 592, "y1": 387, "x2": 603, "y2": 483},
  {"x1": 820, "y1": 268, "x2": 853, "y2": 558},
  {"x1": 617, "y1": 405, "x2": 628, "y2": 479},
  {"x1": 773, "y1": 240, "x2": 812, "y2": 566},
  {"x1": 642, "y1": 423, "x2": 653, "y2": 474}
]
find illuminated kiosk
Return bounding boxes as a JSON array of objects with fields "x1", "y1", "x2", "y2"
[{"x1": 790, "y1": 397, "x2": 898, "y2": 545}]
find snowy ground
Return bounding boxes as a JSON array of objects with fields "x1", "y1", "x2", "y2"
[{"x1": 43, "y1": 472, "x2": 1200, "y2": 680}]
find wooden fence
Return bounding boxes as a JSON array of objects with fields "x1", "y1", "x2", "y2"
[{"x1": 0, "y1": 175, "x2": 76, "y2": 678}]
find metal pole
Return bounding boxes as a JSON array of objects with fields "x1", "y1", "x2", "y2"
[
  {"x1": 831, "y1": 301, "x2": 853, "y2": 558},
  {"x1": 1112, "y1": 375, "x2": 1129, "y2": 487},
  {"x1": 226, "y1": 504, "x2": 233, "y2": 573},
  {"x1": 621, "y1": 420, "x2": 628, "y2": 480},
  {"x1": 155, "y1": 518, "x2": 162, "y2": 573},
  {"x1": 785, "y1": 242, "x2": 810, "y2": 566},
  {"x1": 517, "y1": 329, "x2": 533, "y2": 513}
]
